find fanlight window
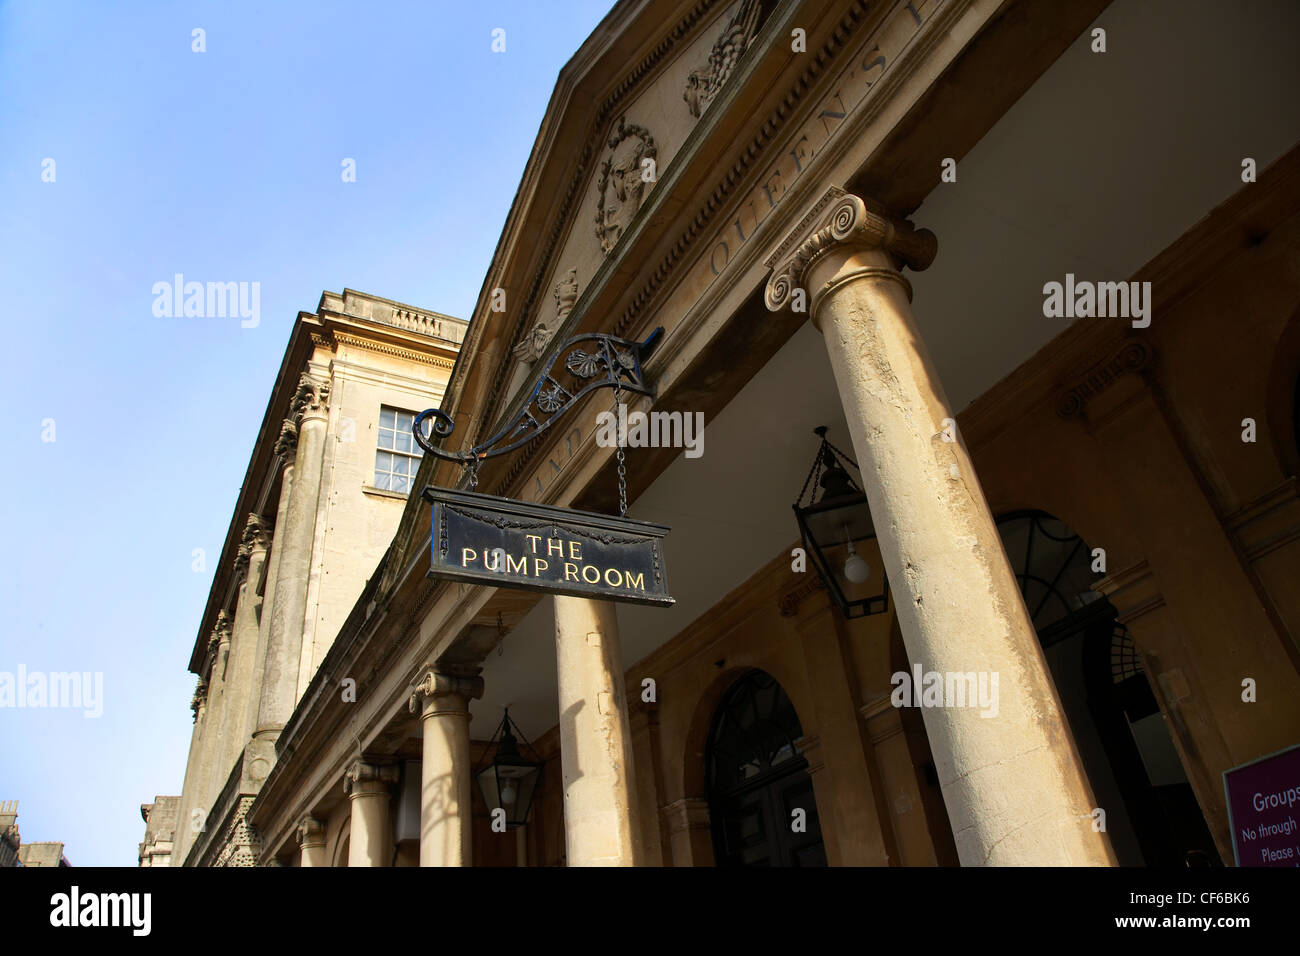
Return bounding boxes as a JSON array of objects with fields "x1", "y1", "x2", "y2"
[
  {"x1": 995, "y1": 511, "x2": 1103, "y2": 635},
  {"x1": 707, "y1": 670, "x2": 804, "y2": 795}
]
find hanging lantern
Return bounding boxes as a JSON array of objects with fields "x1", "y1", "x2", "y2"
[
  {"x1": 792, "y1": 426, "x2": 889, "y2": 618},
  {"x1": 474, "y1": 708, "x2": 544, "y2": 829}
]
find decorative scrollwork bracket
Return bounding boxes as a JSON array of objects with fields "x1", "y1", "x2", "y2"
[{"x1": 412, "y1": 327, "x2": 664, "y2": 467}]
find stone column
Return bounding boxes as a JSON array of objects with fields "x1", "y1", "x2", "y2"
[
  {"x1": 216, "y1": 515, "x2": 269, "y2": 787},
  {"x1": 255, "y1": 372, "x2": 331, "y2": 741},
  {"x1": 553, "y1": 595, "x2": 642, "y2": 866},
  {"x1": 242, "y1": 426, "x2": 294, "y2": 751},
  {"x1": 765, "y1": 187, "x2": 1112, "y2": 866},
  {"x1": 296, "y1": 816, "x2": 327, "y2": 867},
  {"x1": 200, "y1": 611, "x2": 234, "y2": 808},
  {"x1": 408, "y1": 668, "x2": 483, "y2": 867},
  {"x1": 174, "y1": 679, "x2": 210, "y2": 864},
  {"x1": 343, "y1": 761, "x2": 398, "y2": 867}
]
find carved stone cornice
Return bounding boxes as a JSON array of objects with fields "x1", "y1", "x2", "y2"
[
  {"x1": 407, "y1": 668, "x2": 485, "y2": 716},
  {"x1": 1055, "y1": 339, "x2": 1155, "y2": 419},
  {"x1": 291, "y1": 372, "x2": 331, "y2": 425},
  {"x1": 295, "y1": 815, "x2": 326, "y2": 849},
  {"x1": 331, "y1": 331, "x2": 458, "y2": 369},
  {"x1": 274, "y1": 419, "x2": 298, "y2": 462},
  {"x1": 764, "y1": 188, "x2": 936, "y2": 315},
  {"x1": 341, "y1": 760, "x2": 399, "y2": 796}
]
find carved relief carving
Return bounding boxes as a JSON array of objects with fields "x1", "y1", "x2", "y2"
[
  {"x1": 595, "y1": 117, "x2": 658, "y2": 256},
  {"x1": 684, "y1": 0, "x2": 763, "y2": 118},
  {"x1": 513, "y1": 268, "x2": 579, "y2": 365},
  {"x1": 1055, "y1": 339, "x2": 1155, "y2": 419},
  {"x1": 554, "y1": 267, "x2": 579, "y2": 319}
]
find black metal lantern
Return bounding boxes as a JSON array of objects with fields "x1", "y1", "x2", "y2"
[
  {"x1": 475, "y1": 708, "x2": 543, "y2": 828},
  {"x1": 792, "y1": 426, "x2": 889, "y2": 618}
]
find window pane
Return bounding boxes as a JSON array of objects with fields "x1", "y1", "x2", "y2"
[
  {"x1": 395, "y1": 431, "x2": 411, "y2": 453},
  {"x1": 396, "y1": 410, "x2": 413, "y2": 430},
  {"x1": 393, "y1": 474, "x2": 410, "y2": 494},
  {"x1": 380, "y1": 408, "x2": 395, "y2": 429},
  {"x1": 378, "y1": 430, "x2": 394, "y2": 450},
  {"x1": 376, "y1": 451, "x2": 392, "y2": 471},
  {"x1": 374, "y1": 472, "x2": 390, "y2": 491}
]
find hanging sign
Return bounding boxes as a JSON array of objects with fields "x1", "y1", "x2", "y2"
[{"x1": 423, "y1": 487, "x2": 673, "y2": 607}]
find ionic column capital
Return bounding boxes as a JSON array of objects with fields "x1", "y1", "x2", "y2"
[
  {"x1": 292, "y1": 372, "x2": 331, "y2": 427},
  {"x1": 764, "y1": 187, "x2": 936, "y2": 318},
  {"x1": 295, "y1": 815, "x2": 326, "y2": 849},
  {"x1": 407, "y1": 668, "x2": 484, "y2": 719},
  {"x1": 342, "y1": 760, "x2": 399, "y2": 798}
]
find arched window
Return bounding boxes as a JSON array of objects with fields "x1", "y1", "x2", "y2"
[
  {"x1": 995, "y1": 510, "x2": 1105, "y2": 638},
  {"x1": 706, "y1": 670, "x2": 825, "y2": 866}
]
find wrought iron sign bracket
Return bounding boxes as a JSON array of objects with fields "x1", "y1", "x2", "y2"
[{"x1": 412, "y1": 327, "x2": 663, "y2": 470}]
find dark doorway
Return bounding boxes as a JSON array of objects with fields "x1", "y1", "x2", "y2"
[
  {"x1": 706, "y1": 670, "x2": 826, "y2": 866},
  {"x1": 996, "y1": 511, "x2": 1220, "y2": 866}
]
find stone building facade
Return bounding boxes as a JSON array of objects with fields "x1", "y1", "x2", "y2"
[
  {"x1": 166, "y1": 0, "x2": 1300, "y2": 867},
  {"x1": 138, "y1": 797, "x2": 179, "y2": 867},
  {"x1": 169, "y1": 289, "x2": 465, "y2": 866}
]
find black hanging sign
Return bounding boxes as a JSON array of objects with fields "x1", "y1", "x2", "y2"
[{"x1": 423, "y1": 487, "x2": 674, "y2": 607}]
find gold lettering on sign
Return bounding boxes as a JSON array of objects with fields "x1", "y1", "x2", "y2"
[
  {"x1": 460, "y1": 534, "x2": 649, "y2": 593},
  {"x1": 700, "y1": 0, "x2": 940, "y2": 283}
]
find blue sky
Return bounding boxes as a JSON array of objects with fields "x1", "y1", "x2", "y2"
[{"x1": 0, "y1": 0, "x2": 614, "y2": 866}]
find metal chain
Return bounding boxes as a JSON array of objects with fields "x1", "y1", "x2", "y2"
[
  {"x1": 612, "y1": 377, "x2": 628, "y2": 517},
  {"x1": 466, "y1": 453, "x2": 480, "y2": 491}
]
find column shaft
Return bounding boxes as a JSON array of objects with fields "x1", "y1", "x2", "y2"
[
  {"x1": 344, "y1": 762, "x2": 397, "y2": 867},
  {"x1": 553, "y1": 595, "x2": 642, "y2": 866},
  {"x1": 410, "y1": 670, "x2": 482, "y2": 866},
  {"x1": 255, "y1": 374, "x2": 330, "y2": 739},
  {"x1": 766, "y1": 189, "x2": 1112, "y2": 866},
  {"x1": 216, "y1": 518, "x2": 268, "y2": 790}
]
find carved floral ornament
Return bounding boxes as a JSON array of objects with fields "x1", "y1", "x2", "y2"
[
  {"x1": 292, "y1": 372, "x2": 330, "y2": 421},
  {"x1": 763, "y1": 188, "x2": 937, "y2": 316},
  {"x1": 234, "y1": 514, "x2": 269, "y2": 579},
  {"x1": 683, "y1": 0, "x2": 764, "y2": 118},
  {"x1": 595, "y1": 116, "x2": 658, "y2": 256}
]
